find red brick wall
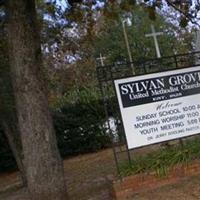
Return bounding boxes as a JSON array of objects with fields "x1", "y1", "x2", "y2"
[{"x1": 112, "y1": 160, "x2": 200, "y2": 200}]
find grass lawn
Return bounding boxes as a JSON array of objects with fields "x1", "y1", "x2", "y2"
[{"x1": 119, "y1": 138, "x2": 200, "y2": 177}]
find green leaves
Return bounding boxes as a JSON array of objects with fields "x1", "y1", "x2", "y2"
[
  {"x1": 180, "y1": 16, "x2": 188, "y2": 28},
  {"x1": 146, "y1": 6, "x2": 156, "y2": 20},
  {"x1": 120, "y1": 0, "x2": 135, "y2": 11},
  {"x1": 94, "y1": 4, "x2": 188, "y2": 65}
]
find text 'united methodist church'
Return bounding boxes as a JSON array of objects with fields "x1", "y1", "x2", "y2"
[{"x1": 119, "y1": 70, "x2": 200, "y2": 107}]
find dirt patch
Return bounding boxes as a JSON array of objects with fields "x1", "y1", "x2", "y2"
[
  {"x1": 63, "y1": 149, "x2": 116, "y2": 200},
  {"x1": 0, "y1": 148, "x2": 199, "y2": 200}
]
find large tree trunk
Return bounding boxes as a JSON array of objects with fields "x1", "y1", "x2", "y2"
[
  {"x1": 5, "y1": 1, "x2": 68, "y2": 199},
  {"x1": 0, "y1": 22, "x2": 26, "y2": 185}
]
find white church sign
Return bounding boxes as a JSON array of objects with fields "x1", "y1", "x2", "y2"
[{"x1": 115, "y1": 66, "x2": 200, "y2": 149}]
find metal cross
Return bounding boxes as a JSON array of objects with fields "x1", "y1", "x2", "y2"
[
  {"x1": 145, "y1": 25, "x2": 163, "y2": 58},
  {"x1": 96, "y1": 53, "x2": 106, "y2": 66},
  {"x1": 195, "y1": 30, "x2": 200, "y2": 65}
]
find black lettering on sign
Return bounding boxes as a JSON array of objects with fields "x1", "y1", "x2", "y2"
[{"x1": 118, "y1": 70, "x2": 200, "y2": 108}]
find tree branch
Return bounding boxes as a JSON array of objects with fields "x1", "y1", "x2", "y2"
[{"x1": 165, "y1": 0, "x2": 200, "y2": 28}]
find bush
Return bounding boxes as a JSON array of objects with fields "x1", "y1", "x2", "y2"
[{"x1": 53, "y1": 99, "x2": 112, "y2": 157}]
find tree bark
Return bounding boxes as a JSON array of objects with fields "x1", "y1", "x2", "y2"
[
  {"x1": 5, "y1": 1, "x2": 68, "y2": 199},
  {"x1": 1, "y1": 121, "x2": 27, "y2": 186}
]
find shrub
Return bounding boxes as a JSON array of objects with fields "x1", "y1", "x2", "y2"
[{"x1": 53, "y1": 99, "x2": 112, "y2": 157}]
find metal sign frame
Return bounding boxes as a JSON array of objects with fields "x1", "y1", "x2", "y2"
[{"x1": 96, "y1": 52, "x2": 200, "y2": 176}]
